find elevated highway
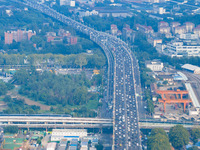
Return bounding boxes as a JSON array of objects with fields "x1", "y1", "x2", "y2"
[
  {"x1": 0, "y1": 115, "x2": 199, "y2": 130},
  {"x1": 11, "y1": 0, "x2": 142, "y2": 149}
]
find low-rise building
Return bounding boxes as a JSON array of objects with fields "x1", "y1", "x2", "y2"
[
  {"x1": 146, "y1": 60, "x2": 164, "y2": 71},
  {"x1": 51, "y1": 129, "x2": 87, "y2": 141},
  {"x1": 181, "y1": 64, "x2": 200, "y2": 74}
]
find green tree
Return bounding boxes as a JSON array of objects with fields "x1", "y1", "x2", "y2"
[
  {"x1": 169, "y1": 125, "x2": 189, "y2": 149},
  {"x1": 191, "y1": 128, "x2": 200, "y2": 144},
  {"x1": 4, "y1": 126, "x2": 19, "y2": 134},
  {"x1": 147, "y1": 133, "x2": 171, "y2": 150},
  {"x1": 75, "y1": 54, "x2": 87, "y2": 69},
  {"x1": 150, "y1": 128, "x2": 167, "y2": 137},
  {"x1": 188, "y1": 146, "x2": 199, "y2": 150}
]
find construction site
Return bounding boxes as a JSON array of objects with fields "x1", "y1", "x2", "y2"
[{"x1": 149, "y1": 67, "x2": 200, "y2": 121}]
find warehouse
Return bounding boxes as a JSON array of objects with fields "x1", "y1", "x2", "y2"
[{"x1": 181, "y1": 64, "x2": 200, "y2": 74}]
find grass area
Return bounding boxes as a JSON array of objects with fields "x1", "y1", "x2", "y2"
[
  {"x1": 5, "y1": 138, "x2": 24, "y2": 144},
  {"x1": 85, "y1": 99, "x2": 99, "y2": 110},
  {"x1": 3, "y1": 144, "x2": 22, "y2": 150}
]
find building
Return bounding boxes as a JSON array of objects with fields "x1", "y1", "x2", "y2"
[
  {"x1": 51, "y1": 129, "x2": 87, "y2": 141},
  {"x1": 110, "y1": 24, "x2": 118, "y2": 35},
  {"x1": 4, "y1": 29, "x2": 36, "y2": 44},
  {"x1": 158, "y1": 21, "x2": 169, "y2": 27},
  {"x1": 165, "y1": 41, "x2": 200, "y2": 57},
  {"x1": 46, "y1": 142, "x2": 57, "y2": 150},
  {"x1": 148, "y1": 37, "x2": 162, "y2": 47},
  {"x1": 181, "y1": 64, "x2": 200, "y2": 74},
  {"x1": 97, "y1": 9, "x2": 132, "y2": 17},
  {"x1": 178, "y1": 33, "x2": 198, "y2": 40},
  {"x1": 136, "y1": 24, "x2": 154, "y2": 34},
  {"x1": 4, "y1": 31, "x2": 13, "y2": 44},
  {"x1": 145, "y1": 60, "x2": 164, "y2": 71},
  {"x1": 159, "y1": 26, "x2": 170, "y2": 34},
  {"x1": 122, "y1": 25, "x2": 136, "y2": 42},
  {"x1": 194, "y1": 25, "x2": 200, "y2": 37},
  {"x1": 184, "y1": 22, "x2": 195, "y2": 33},
  {"x1": 68, "y1": 36, "x2": 77, "y2": 45},
  {"x1": 171, "y1": 22, "x2": 181, "y2": 33},
  {"x1": 174, "y1": 26, "x2": 186, "y2": 35}
]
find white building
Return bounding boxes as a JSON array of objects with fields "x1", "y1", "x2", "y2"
[
  {"x1": 165, "y1": 42, "x2": 200, "y2": 57},
  {"x1": 46, "y1": 142, "x2": 57, "y2": 150},
  {"x1": 182, "y1": 64, "x2": 200, "y2": 74},
  {"x1": 51, "y1": 129, "x2": 87, "y2": 141},
  {"x1": 146, "y1": 60, "x2": 164, "y2": 71},
  {"x1": 178, "y1": 33, "x2": 199, "y2": 40}
]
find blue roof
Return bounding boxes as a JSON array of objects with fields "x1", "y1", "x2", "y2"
[
  {"x1": 195, "y1": 141, "x2": 200, "y2": 146},
  {"x1": 64, "y1": 136, "x2": 79, "y2": 138}
]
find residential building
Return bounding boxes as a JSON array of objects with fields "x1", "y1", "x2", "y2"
[
  {"x1": 4, "y1": 29, "x2": 36, "y2": 44},
  {"x1": 110, "y1": 24, "x2": 118, "y2": 35},
  {"x1": 122, "y1": 25, "x2": 136, "y2": 42},
  {"x1": 97, "y1": 10, "x2": 132, "y2": 17},
  {"x1": 145, "y1": 60, "x2": 164, "y2": 71},
  {"x1": 178, "y1": 33, "x2": 198, "y2": 40},
  {"x1": 148, "y1": 37, "x2": 162, "y2": 47},
  {"x1": 184, "y1": 22, "x2": 195, "y2": 32},
  {"x1": 194, "y1": 25, "x2": 200, "y2": 37},
  {"x1": 174, "y1": 26, "x2": 186, "y2": 34},
  {"x1": 159, "y1": 26, "x2": 170, "y2": 34},
  {"x1": 165, "y1": 41, "x2": 200, "y2": 57},
  {"x1": 171, "y1": 22, "x2": 181, "y2": 33},
  {"x1": 68, "y1": 36, "x2": 77, "y2": 45},
  {"x1": 136, "y1": 24, "x2": 154, "y2": 34},
  {"x1": 158, "y1": 21, "x2": 169, "y2": 27}
]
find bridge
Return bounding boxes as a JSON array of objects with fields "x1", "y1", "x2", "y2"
[{"x1": 0, "y1": 115, "x2": 199, "y2": 130}]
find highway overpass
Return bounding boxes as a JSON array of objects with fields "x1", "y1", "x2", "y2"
[{"x1": 0, "y1": 115, "x2": 199, "y2": 130}]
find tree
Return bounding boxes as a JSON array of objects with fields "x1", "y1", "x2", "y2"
[
  {"x1": 4, "y1": 126, "x2": 19, "y2": 134},
  {"x1": 147, "y1": 133, "x2": 171, "y2": 150},
  {"x1": 188, "y1": 146, "x2": 199, "y2": 150},
  {"x1": 169, "y1": 125, "x2": 189, "y2": 149},
  {"x1": 150, "y1": 128, "x2": 167, "y2": 137},
  {"x1": 75, "y1": 54, "x2": 87, "y2": 69},
  {"x1": 191, "y1": 128, "x2": 200, "y2": 144}
]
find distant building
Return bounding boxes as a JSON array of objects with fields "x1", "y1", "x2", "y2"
[
  {"x1": 194, "y1": 25, "x2": 200, "y2": 37},
  {"x1": 184, "y1": 22, "x2": 195, "y2": 33},
  {"x1": 170, "y1": 22, "x2": 181, "y2": 32},
  {"x1": 148, "y1": 37, "x2": 162, "y2": 47},
  {"x1": 158, "y1": 21, "x2": 169, "y2": 27},
  {"x1": 110, "y1": 24, "x2": 118, "y2": 35},
  {"x1": 122, "y1": 24, "x2": 136, "y2": 42},
  {"x1": 159, "y1": 26, "x2": 170, "y2": 34},
  {"x1": 97, "y1": 9, "x2": 132, "y2": 17},
  {"x1": 174, "y1": 26, "x2": 186, "y2": 35},
  {"x1": 136, "y1": 24, "x2": 154, "y2": 34},
  {"x1": 68, "y1": 36, "x2": 77, "y2": 45},
  {"x1": 178, "y1": 33, "x2": 198, "y2": 40},
  {"x1": 4, "y1": 29, "x2": 36, "y2": 44},
  {"x1": 146, "y1": 60, "x2": 164, "y2": 71}
]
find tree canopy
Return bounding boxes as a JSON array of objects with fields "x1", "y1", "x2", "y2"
[
  {"x1": 147, "y1": 128, "x2": 171, "y2": 150},
  {"x1": 169, "y1": 125, "x2": 190, "y2": 149}
]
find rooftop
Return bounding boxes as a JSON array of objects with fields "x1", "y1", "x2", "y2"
[{"x1": 182, "y1": 64, "x2": 200, "y2": 71}]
